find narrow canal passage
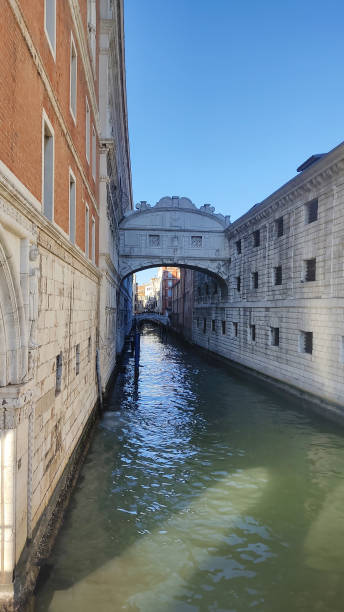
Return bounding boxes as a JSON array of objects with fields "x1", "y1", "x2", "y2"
[{"x1": 34, "y1": 325, "x2": 344, "y2": 612}]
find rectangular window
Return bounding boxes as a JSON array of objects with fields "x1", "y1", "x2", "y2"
[
  {"x1": 85, "y1": 98, "x2": 90, "y2": 162},
  {"x1": 196, "y1": 318, "x2": 200, "y2": 328},
  {"x1": 88, "y1": 336, "x2": 91, "y2": 363},
  {"x1": 253, "y1": 229, "x2": 260, "y2": 247},
  {"x1": 75, "y1": 344, "x2": 80, "y2": 375},
  {"x1": 236, "y1": 276, "x2": 241, "y2": 292},
  {"x1": 340, "y1": 336, "x2": 344, "y2": 364},
  {"x1": 42, "y1": 114, "x2": 54, "y2": 221},
  {"x1": 92, "y1": 126, "x2": 96, "y2": 180},
  {"x1": 69, "y1": 170, "x2": 76, "y2": 244},
  {"x1": 252, "y1": 271, "x2": 258, "y2": 289},
  {"x1": 250, "y1": 324, "x2": 256, "y2": 342},
  {"x1": 203, "y1": 318, "x2": 207, "y2": 333},
  {"x1": 236, "y1": 239, "x2": 242, "y2": 254},
  {"x1": 222, "y1": 320, "x2": 226, "y2": 335},
  {"x1": 91, "y1": 216, "x2": 95, "y2": 263},
  {"x1": 149, "y1": 234, "x2": 160, "y2": 247},
  {"x1": 87, "y1": 0, "x2": 97, "y2": 69},
  {"x1": 306, "y1": 199, "x2": 318, "y2": 224},
  {"x1": 70, "y1": 34, "x2": 77, "y2": 121},
  {"x1": 44, "y1": 0, "x2": 56, "y2": 57},
  {"x1": 232, "y1": 322, "x2": 238, "y2": 337},
  {"x1": 276, "y1": 216, "x2": 284, "y2": 237},
  {"x1": 300, "y1": 331, "x2": 313, "y2": 354},
  {"x1": 55, "y1": 352, "x2": 62, "y2": 394},
  {"x1": 212, "y1": 319, "x2": 216, "y2": 332},
  {"x1": 274, "y1": 265, "x2": 282, "y2": 286},
  {"x1": 270, "y1": 327, "x2": 280, "y2": 347},
  {"x1": 304, "y1": 258, "x2": 316, "y2": 282},
  {"x1": 85, "y1": 204, "x2": 89, "y2": 257},
  {"x1": 191, "y1": 236, "x2": 202, "y2": 248}
]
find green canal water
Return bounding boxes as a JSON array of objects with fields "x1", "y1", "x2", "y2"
[{"x1": 34, "y1": 325, "x2": 344, "y2": 611}]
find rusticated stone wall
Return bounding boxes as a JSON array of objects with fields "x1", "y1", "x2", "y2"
[{"x1": 192, "y1": 143, "x2": 344, "y2": 413}]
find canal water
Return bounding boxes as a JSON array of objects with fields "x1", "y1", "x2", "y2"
[{"x1": 34, "y1": 325, "x2": 344, "y2": 612}]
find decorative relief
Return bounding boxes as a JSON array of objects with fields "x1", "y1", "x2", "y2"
[{"x1": 132, "y1": 196, "x2": 231, "y2": 227}]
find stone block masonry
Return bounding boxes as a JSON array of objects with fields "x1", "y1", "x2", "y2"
[{"x1": 192, "y1": 142, "x2": 344, "y2": 415}]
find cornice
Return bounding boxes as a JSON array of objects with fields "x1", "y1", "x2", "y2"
[
  {"x1": 228, "y1": 144, "x2": 344, "y2": 235},
  {"x1": 8, "y1": 0, "x2": 99, "y2": 217},
  {"x1": 0, "y1": 171, "x2": 100, "y2": 282}
]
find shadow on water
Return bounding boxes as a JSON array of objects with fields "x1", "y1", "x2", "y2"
[{"x1": 33, "y1": 325, "x2": 344, "y2": 612}]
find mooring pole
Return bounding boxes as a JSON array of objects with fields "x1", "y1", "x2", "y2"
[{"x1": 134, "y1": 319, "x2": 140, "y2": 375}]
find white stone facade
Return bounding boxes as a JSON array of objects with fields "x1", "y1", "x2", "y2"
[
  {"x1": 119, "y1": 196, "x2": 231, "y2": 283},
  {"x1": 98, "y1": 0, "x2": 133, "y2": 390},
  {"x1": 192, "y1": 142, "x2": 344, "y2": 413},
  {"x1": 0, "y1": 164, "x2": 100, "y2": 604}
]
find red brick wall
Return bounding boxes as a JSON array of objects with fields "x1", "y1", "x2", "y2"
[{"x1": 0, "y1": 0, "x2": 99, "y2": 263}]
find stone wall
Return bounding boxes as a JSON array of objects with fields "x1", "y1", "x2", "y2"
[{"x1": 192, "y1": 143, "x2": 344, "y2": 412}]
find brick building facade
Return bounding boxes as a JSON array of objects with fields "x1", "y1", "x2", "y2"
[
  {"x1": 158, "y1": 266, "x2": 180, "y2": 313},
  {"x1": 0, "y1": 1, "x2": 132, "y2": 608},
  {"x1": 170, "y1": 268, "x2": 194, "y2": 340}
]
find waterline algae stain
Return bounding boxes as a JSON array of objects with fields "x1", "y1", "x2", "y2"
[{"x1": 34, "y1": 325, "x2": 344, "y2": 612}]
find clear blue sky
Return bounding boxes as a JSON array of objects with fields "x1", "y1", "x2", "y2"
[{"x1": 124, "y1": 0, "x2": 344, "y2": 284}]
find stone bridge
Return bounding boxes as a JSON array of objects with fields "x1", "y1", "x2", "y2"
[
  {"x1": 135, "y1": 312, "x2": 170, "y2": 326},
  {"x1": 119, "y1": 196, "x2": 231, "y2": 292}
]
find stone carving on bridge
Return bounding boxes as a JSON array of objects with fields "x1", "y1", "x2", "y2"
[
  {"x1": 119, "y1": 196, "x2": 231, "y2": 283},
  {"x1": 133, "y1": 196, "x2": 231, "y2": 227}
]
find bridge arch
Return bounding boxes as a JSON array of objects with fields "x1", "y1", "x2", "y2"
[{"x1": 119, "y1": 196, "x2": 231, "y2": 293}]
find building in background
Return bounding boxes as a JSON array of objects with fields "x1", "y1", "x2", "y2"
[
  {"x1": 135, "y1": 275, "x2": 161, "y2": 312},
  {"x1": 170, "y1": 269, "x2": 194, "y2": 340},
  {"x1": 0, "y1": 1, "x2": 132, "y2": 607},
  {"x1": 158, "y1": 267, "x2": 180, "y2": 313}
]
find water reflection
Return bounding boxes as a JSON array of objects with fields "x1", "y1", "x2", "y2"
[{"x1": 34, "y1": 325, "x2": 344, "y2": 612}]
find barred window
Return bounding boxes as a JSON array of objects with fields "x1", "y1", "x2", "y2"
[
  {"x1": 56, "y1": 352, "x2": 62, "y2": 394},
  {"x1": 252, "y1": 271, "x2": 258, "y2": 289},
  {"x1": 236, "y1": 239, "x2": 242, "y2": 254},
  {"x1": 306, "y1": 199, "x2": 318, "y2": 224},
  {"x1": 191, "y1": 235, "x2": 202, "y2": 248},
  {"x1": 300, "y1": 331, "x2": 313, "y2": 354},
  {"x1": 305, "y1": 258, "x2": 316, "y2": 282},
  {"x1": 270, "y1": 327, "x2": 280, "y2": 346},
  {"x1": 253, "y1": 229, "x2": 260, "y2": 247},
  {"x1": 75, "y1": 344, "x2": 80, "y2": 375},
  {"x1": 276, "y1": 216, "x2": 284, "y2": 237},
  {"x1": 274, "y1": 265, "x2": 282, "y2": 286}
]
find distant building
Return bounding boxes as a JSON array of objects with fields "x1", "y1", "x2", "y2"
[
  {"x1": 170, "y1": 269, "x2": 194, "y2": 339},
  {"x1": 158, "y1": 267, "x2": 180, "y2": 313},
  {"x1": 135, "y1": 275, "x2": 161, "y2": 312}
]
